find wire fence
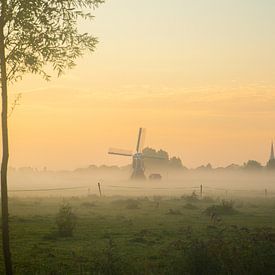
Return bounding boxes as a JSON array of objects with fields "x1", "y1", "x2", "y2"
[
  {"x1": 7, "y1": 183, "x2": 275, "y2": 198},
  {"x1": 8, "y1": 186, "x2": 89, "y2": 192}
]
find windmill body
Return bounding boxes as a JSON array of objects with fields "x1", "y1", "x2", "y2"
[{"x1": 132, "y1": 152, "x2": 146, "y2": 180}]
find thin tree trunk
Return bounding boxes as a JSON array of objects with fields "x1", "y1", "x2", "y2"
[{"x1": 0, "y1": 0, "x2": 13, "y2": 273}]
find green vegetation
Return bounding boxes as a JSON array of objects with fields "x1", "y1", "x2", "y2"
[
  {"x1": 1, "y1": 194, "x2": 275, "y2": 274},
  {"x1": 56, "y1": 203, "x2": 77, "y2": 237},
  {"x1": 204, "y1": 200, "x2": 238, "y2": 216}
]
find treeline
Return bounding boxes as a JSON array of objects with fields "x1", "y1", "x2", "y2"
[
  {"x1": 142, "y1": 147, "x2": 275, "y2": 172},
  {"x1": 8, "y1": 148, "x2": 275, "y2": 173}
]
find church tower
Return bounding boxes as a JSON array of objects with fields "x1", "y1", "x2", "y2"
[{"x1": 269, "y1": 141, "x2": 275, "y2": 161}]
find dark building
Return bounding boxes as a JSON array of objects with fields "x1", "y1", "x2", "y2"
[{"x1": 266, "y1": 141, "x2": 275, "y2": 169}]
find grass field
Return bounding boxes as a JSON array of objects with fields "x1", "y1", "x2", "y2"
[{"x1": 1, "y1": 193, "x2": 275, "y2": 274}]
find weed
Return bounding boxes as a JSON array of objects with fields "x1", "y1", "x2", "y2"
[{"x1": 56, "y1": 202, "x2": 77, "y2": 237}]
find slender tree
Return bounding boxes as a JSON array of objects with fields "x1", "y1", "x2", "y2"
[{"x1": 0, "y1": 1, "x2": 104, "y2": 273}]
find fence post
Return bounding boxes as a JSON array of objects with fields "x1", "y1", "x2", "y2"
[
  {"x1": 98, "y1": 182, "x2": 102, "y2": 197},
  {"x1": 200, "y1": 184, "x2": 203, "y2": 199},
  {"x1": 265, "y1": 188, "x2": 267, "y2": 198}
]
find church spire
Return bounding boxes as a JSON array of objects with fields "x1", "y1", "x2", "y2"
[{"x1": 270, "y1": 141, "x2": 275, "y2": 161}]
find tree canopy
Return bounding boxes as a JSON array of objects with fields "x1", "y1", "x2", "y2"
[
  {"x1": 243, "y1": 160, "x2": 263, "y2": 170},
  {"x1": 142, "y1": 147, "x2": 184, "y2": 170},
  {"x1": 2, "y1": 0, "x2": 104, "y2": 82}
]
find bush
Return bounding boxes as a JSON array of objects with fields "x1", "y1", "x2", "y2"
[{"x1": 56, "y1": 202, "x2": 77, "y2": 237}]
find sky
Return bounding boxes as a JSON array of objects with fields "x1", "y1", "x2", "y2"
[{"x1": 7, "y1": 0, "x2": 275, "y2": 169}]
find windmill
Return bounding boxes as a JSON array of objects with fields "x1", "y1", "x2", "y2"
[{"x1": 108, "y1": 128, "x2": 163, "y2": 180}]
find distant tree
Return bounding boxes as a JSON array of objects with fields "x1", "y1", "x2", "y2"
[
  {"x1": 0, "y1": 1, "x2": 103, "y2": 273},
  {"x1": 142, "y1": 147, "x2": 157, "y2": 157},
  {"x1": 243, "y1": 160, "x2": 262, "y2": 170},
  {"x1": 142, "y1": 147, "x2": 185, "y2": 171},
  {"x1": 169, "y1": 156, "x2": 184, "y2": 169},
  {"x1": 196, "y1": 163, "x2": 213, "y2": 171},
  {"x1": 157, "y1": 149, "x2": 169, "y2": 161},
  {"x1": 225, "y1": 164, "x2": 241, "y2": 171},
  {"x1": 143, "y1": 148, "x2": 167, "y2": 170}
]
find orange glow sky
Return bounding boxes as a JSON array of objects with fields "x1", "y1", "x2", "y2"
[{"x1": 7, "y1": 0, "x2": 275, "y2": 169}]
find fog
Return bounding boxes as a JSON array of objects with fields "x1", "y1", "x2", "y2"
[{"x1": 8, "y1": 167, "x2": 275, "y2": 198}]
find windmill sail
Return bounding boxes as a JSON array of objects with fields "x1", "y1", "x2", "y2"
[
  {"x1": 139, "y1": 128, "x2": 146, "y2": 152},
  {"x1": 108, "y1": 148, "x2": 133, "y2": 157},
  {"x1": 136, "y1": 128, "x2": 146, "y2": 153},
  {"x1": 136, "y1": 128, "x2": 143, "y2": 153}
]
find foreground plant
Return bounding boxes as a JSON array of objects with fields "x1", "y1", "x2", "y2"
[{"x1": 56, "y1": 202, "x2": 77, "y2": 237}]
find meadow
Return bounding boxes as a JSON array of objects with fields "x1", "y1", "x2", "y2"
[{"x1": 1, "y1": 191, "x2": 275, "y2": 274}]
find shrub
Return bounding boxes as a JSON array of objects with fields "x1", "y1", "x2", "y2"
[{"x1": 56, "y1": 202, "x2": 77, "y2": 237}]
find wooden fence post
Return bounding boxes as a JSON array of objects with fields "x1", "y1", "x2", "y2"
[
  {"x1": 200, "y1": 184, "x2": 203, "y2": 199},
  {"x1": 98, "y1": 182, "x2": 102, "y2": 197}
]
